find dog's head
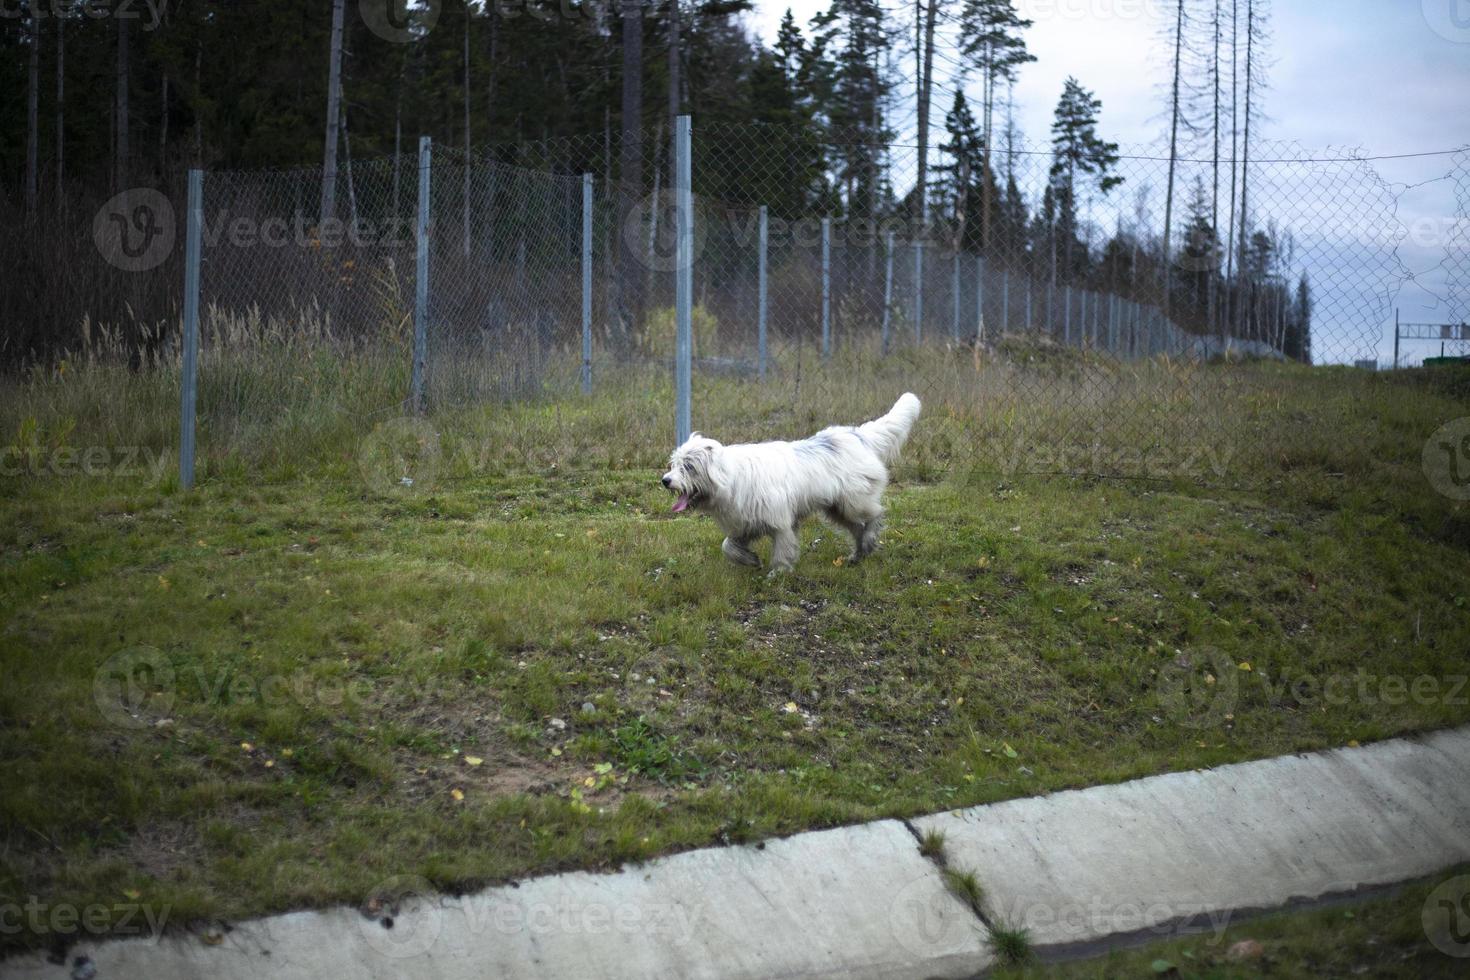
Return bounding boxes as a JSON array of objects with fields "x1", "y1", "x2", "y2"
[{"x1": 661, "y1": 433, "x2": 720, "y2": 513}]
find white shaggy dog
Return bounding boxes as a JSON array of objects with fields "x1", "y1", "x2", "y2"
[{"x1": 661, "y1": 393, "x2": 921, "y2": 573}]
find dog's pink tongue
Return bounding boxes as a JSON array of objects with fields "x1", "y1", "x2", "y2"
[{"x1": 672, "y1": 492, "x2": 691, "y2": 513}]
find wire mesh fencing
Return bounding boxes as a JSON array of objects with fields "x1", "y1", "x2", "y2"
[{"x1": 108, "y1": 121, "x2": 1470, "y2": 487}]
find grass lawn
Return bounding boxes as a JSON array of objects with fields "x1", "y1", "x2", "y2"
[
  {"x1": 996, "y1": 867, "x2": 1470, "y2": 978},
  {"x1": 3, "y1": 353, "x2": 1470, "y2": 957}
]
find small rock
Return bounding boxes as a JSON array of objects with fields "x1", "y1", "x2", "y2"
[
  {"x1": 580, "y1": 702, "x2": 596, "y2": 714},
  {"x1": 1226, "y1": 939, "x2": 1263, "y2": 961},
  {"x1": 548, "y1": 718, "x2": 567, "y2": 731}
]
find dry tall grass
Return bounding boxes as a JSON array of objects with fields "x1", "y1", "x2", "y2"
[{"x1": 2, "y1": 303, "x2": 1459, "y2": 495}]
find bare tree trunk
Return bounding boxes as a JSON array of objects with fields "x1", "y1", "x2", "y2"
[
  {"x1": 914, "y1": 0, "x2": 938, "y2": 226},
  {"x1": 668, "y1": 0, "x2": 680, "y2": 126},
  {"x1": 1161, "y1": 0, "x2": 1185, "y2": 319},
  {"x1": 343, "y1": 105, "x2": 358, "y2": 227},
  {"x1": 618, "y1": 0, "x2": 645, "y2": 345},
  {"x1": 25, "y1": 7, "x2": 39, "y2": 215},
  {"x1": 462, "y1": 2, "x2": 473, "y2": 256},
  {"x1": 1210, "y1": 0, "x2": 1221, "y2": 332},
  {"x1": 193, "y1": 41, "x2": 203, "y2": 166},
  {"x1": 55, "y1": 9, "x2": 64, "y2": 209},
  {"x1": 116, "y1": 14, "x2": 130, "y2": 191},
  {"x1": 647, "y1": 119, "x2": 664, "y2": 262},
  {"x1": 160, "y1": 73, "x2": 170, "y2": 175},
  {"x1": 980, "y1": 51, "x2": 994, "y2": 258},
  {"x1": 1236, "y1": 0, "x2": 1256, "y2": 338},
  {"x1": 321, "y1": 0, "x2": 346, "y2": 221},
  {"x1": 1224, "y1": 0, "x2": 1238, "y2": 331},
  {"x1": 392, "y1": 78, "x2": 403, "y2": 218}
]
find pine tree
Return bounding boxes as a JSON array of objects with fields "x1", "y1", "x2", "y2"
[
  {"x1": 810, "y1": 0, "x2": 891, "y2": 216},
  {"x1": 958, "y1": 0, "x2": 1035, "y2": 255},
  {"x1": 935, "y1": 90, "x2": 983, "y2": 250},
  {"x1": 1048, "y1": 78, "x2": 1121, "y2": 282}
]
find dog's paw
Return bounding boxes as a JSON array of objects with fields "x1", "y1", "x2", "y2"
[{"x1": 722, "y1": 538, "x2": 762, "y2": 568}]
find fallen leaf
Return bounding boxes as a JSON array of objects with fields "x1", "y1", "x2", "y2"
[
  {"x1": 122, "y1": 889, "x2": 142, "y2": 900},
  {"x1": 464, "y1": 756, "x2": 483, "y2": 767},
  {"x1": 451, "y1": 788, "x2": 465, "y2": 802},
  {"x1": 1003, "y1": 742, "x2": 1019, "y2": 759},
  {"x1": 783, "y1": 702, "x2": 799, "y2": 714},
  {"x1": 1238, "y1": 661, "x2": 1253, "y2": 672}
]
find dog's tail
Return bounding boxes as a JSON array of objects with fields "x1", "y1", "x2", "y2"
[{"x1": 858, "y1": 392, "x2": 922, "y2": 464}]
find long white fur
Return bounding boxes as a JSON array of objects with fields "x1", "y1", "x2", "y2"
[{"x1": 661, "y1": 393, "x2": 922, "y2": 573}]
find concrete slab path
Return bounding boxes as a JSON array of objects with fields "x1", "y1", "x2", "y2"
[{"x1": 4, "y1": 727, "x2": 1468, "y2": 979}]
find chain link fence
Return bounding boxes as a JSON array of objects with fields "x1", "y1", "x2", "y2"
[{"x1": 13, "y1": 123, "x2": 1466, "y2": 486}]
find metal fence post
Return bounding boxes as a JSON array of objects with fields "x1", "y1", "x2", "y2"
[
  {"x1": 412, "y1": 135, "x2": 430, "y2": 414},
  {"x1": 581, "y1": 173, "x2": 593, "y2": 394},
  {"x1": 951, "y1": 251, "x2": 961, "y2": 342},
  {"x1": 1065, "y1": 284, "x2": 1072, "y2": 346},
  {"x1": 675, "y1": 114, "x2": 693, "y2": 444},
  {"x1": 881, "y1": 230, "x2": 894, "y2": 355},
  {"x1": 913, "y1": 240, "x2": 924, "y2": 343},
  {"x1": 757, "y1": 205, "x2": 768, "y2": 381},
  {"x1": 1024, "y1": 278, "x2": 1031, "y2": 332},
  {"x1": 975, "y1": 255, "x2": 984, "y2": 342},
  {"x1": 1002, "y1": 270, "x2": 1010, "y2": 334},
  {"x1": 821, "y1": 216, "x2": 831, "y2": 360},
  {"x1": 179, "y1": 168, "x2": 203, "y2": 490}
]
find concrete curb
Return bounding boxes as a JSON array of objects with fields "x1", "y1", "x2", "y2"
[
  {"x1": 5, "y1": 728, "x2": 1468, "y2": 979},
  {"x1": 1, "y1": 820, "x2": 989, "y2": 980},
  {"x1": 914, "y1": 727, "x2": 1470, "y2": 952}
]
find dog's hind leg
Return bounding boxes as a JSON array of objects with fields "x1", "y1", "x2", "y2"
[
  {"x1": 824, "y1": 507, "x2": 867, "y2": 562},
  {"x1": 768, "y1": 526, "x2": 799, "y2": 576},
  {"x1": 854, "y1": 513, "x2": 884, "y2": 560},
  {"x1": 722, "y1": 536, "x2": 762, "y2": 568}
]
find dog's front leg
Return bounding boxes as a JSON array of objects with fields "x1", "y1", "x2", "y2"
[
  {"x1": 768, "y1": 526, "x2": 799, "y2": 576},
  {"x1": 722, "y1": 536, "x2": 762, "y2": 568}
]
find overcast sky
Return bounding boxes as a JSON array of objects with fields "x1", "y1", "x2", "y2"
[{"x1": 744, "y1": 0, "x2": 1470, "y2": 363}]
